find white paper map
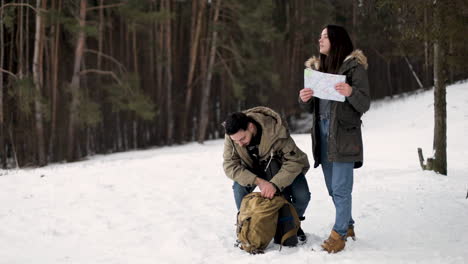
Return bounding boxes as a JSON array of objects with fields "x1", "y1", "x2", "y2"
[{"x1": 304, "y1": 68, "x2": 346, "y2": 102}]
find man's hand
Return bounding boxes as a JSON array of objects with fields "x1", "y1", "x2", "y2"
[
  {"x1": 299, "y1": 88, "x2": 314, "y2": 102},
  {"x1": 255, "y1": 177, "x2": 276, "y2": 199}
]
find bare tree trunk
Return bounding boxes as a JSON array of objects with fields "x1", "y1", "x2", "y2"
[
  {"x1": 67, "y1": 0, "x2": 87, "y2": 161},
  {"x1": 433, "y1": 18, "x2": 447, "y2": 175},
  {"x1": 33, "y1": 0, "x2": 46, "y2": 166},
  {"x1": 164, "y1": 0, "x2": 174, "y2": 145},
  {"x1": 432, "y1": 0, "x2": 447, "y2": 175},
  {"x1": 288, "y1": 0, "x2": 304, "y2": 116},
  {"x1": 48, "y1": 0, "x2": 61, "y2": 161},
  {"x1": 8, "y1": 126, "x2": 19, "y2": 168},
  {"x1": 183, "y1": 0, "x2": 206, "y2": 142},
  {"x1": 149, "y1": 4, "x2": 156, "y2": 140},
  {"x1": 198, "y1": 0, "x2": 221, "y2": 143},
  {"x1": 97, "y1": 0, "x2": 104, "y2": 71},
  {"x1": 155, "y1": 16, "x2": 164, "y2": 145},
  {"x1": 133, "y1": 120, "x2": 137, "y2": 149},
  {"x1": 424, "y1": 6, "x2": 430, "y2": 86},
  {"x1": 352, "y1": 0, "x2": 357, "y2": 43},
  {"x1": 132, "y1": 22, "x2": 138, "y2": 149},
  {"x1": 448, "y1": 36, "x2": 454, "y2": 83},
  {"x1": 18, "y1": 0, "x2": 24, "y2": 77},
  {"x1": 25, "y1": 3, "x2": 30, "y2": 74},
  {"x1": 386, "y1": 59, "x2": 393, "y2": 95},
  {"x1": 7, "y1": 16, "x2": 14, "y2": 82},
  {"x1": 132, "y1": 23, "x2": 138, "y2": 74},
  {"x1": 0, "y1": 0, "x2": 5, "y2": 168}
]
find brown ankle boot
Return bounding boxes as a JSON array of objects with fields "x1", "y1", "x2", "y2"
[
  {"x1": 346, "y1": 225, "x2": 356, "y2": 241},
  {"x1": 321, "y1": 230, "x2": 346, "y2": 253}
]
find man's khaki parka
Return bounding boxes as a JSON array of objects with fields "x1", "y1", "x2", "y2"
[{"x1": 223, "y1": 107, "x2": 309, "y2": 191}]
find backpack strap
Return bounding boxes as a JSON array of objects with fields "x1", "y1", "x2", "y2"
[
  {"x1": 279, "y1": 203, "x2": 300, "y2": 250},
  {"x1": 280, "y1": 228, "x2": 299, "y2": 247}
]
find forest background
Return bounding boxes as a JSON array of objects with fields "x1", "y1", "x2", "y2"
[{"x1": 0, "y1": 0, "x2": 466, "y2": 167}]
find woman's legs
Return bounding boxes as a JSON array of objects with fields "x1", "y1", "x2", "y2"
[{"x1": 319, "y1": 119, "x2": 355, "y2": 237}]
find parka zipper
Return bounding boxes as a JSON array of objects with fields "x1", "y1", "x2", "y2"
[{"x1": 264, "y1": 151, "x2": 274, "y2": 172}]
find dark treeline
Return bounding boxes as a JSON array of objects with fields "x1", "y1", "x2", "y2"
[{"x1": 0, "y1": 0, "x2": 466, "y2": 167}]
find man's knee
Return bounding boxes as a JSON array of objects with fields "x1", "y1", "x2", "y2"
[
  {"x1": 232, "y1": 182, "x2": 254, "y2": 210},
  {"x1": 291, "y1": 174, "x2": 311, "y2": 202},
  {"x1": 295, "y1": 189, "x2": 311, "y2": 205}
]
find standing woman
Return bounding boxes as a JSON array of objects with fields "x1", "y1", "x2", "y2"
[{"x1": 299, "y1": 25, "x2": 370, "y2": 253}]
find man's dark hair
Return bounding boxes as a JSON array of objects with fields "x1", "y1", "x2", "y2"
[{"x1": 223, "y1": 112, "x2": 250, "y2": 135}]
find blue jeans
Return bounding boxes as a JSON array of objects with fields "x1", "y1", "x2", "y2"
[
  {"x1": 232, "y1": 173, "x2": 310, "y2": 218},
  {"x1": 320, "y1": 119, "x2": 355, "y2": 237}
]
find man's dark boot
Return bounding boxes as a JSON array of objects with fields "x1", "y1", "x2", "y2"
[
  {"x1": 297, "y1": 216, "x2": 306, "y2": 243},
  {"x1": 297, "y1": 227, "x2": 307, "y2": 243}
]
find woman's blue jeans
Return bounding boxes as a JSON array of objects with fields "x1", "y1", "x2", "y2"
[
  {"x1": 320, "y1": 118, "x2": 355, "y2": 237},
  {"x1": 232, "y1": 173, "x2": 310, "y2": 218}
]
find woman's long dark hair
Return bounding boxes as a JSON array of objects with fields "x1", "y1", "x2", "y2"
[{"x1": 319, "y1": 25, "x2": 354, "y2": 74}]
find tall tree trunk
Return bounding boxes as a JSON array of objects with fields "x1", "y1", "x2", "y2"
[
  {"x1": 448, "y1": 36, "x2": 454, "y2": 83},
  {"x1": 424, "y1": 5, "x2": 430, "y2": 86},
  {"x1": 97, "y1": 0, "x2": 104, "y2": 71},
  {"x1": 352, "y1": 0, "x2": 357, "y2": 43},
  {"x1": 155, "y1": 16, "x2": 164, "y2": 145},
  {"x1": 67, "y1": 0, "x2": 87, "y2": 161},
  {"x1": 18, "y1": 0, "x2": 24, "y2": 77},
  {"x1": 33, "y1": 0, "x2": 46, "y2": 165},
  {"x1": 148, "y1": 5, "x2": 156, "y2": 145},
  {"x1": 132, "y1": 22, "x2": 138, "y2": 149},
  {"x1": 386, "y1": 59, "x2": 393, "y2": 95},
  {"x1": 0, "y1": 0, "x2": 5, "y2": 168},
  {"x1": 132, "y1": 23, "x2": 138, "y2": 74},
  {"x1": 148, "y1": 8, "x2": 156, "y2": 145},
  {"x1": 198, "y1": 0, "x2": 221, "y2": 143},
  {"x1": 164, "y1": 0, "x2": 174, "y2": 146},
  {"x1": 26, "y1": 1, "x2": 30, "y2": 74},
  {"x1": 432, "y1": 0, "x2": 447, "y2": 175},
  {"x1": 48, "y1": 0, "x2": 61, "y2": 161},
  {"x1": 183, "y1": 0, "x2": 206, "y2": 142}
]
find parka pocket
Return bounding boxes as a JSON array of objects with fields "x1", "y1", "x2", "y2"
[{"x1": 336, "y1": 119, "x2": 361, "y2": 156}]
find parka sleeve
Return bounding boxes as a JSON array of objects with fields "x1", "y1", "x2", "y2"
[
  {"x1": 298, "y1": 96, "x2": 316, "y2": 113},
  {"x1": 222, "y1": 135, "x2": 257, "y2": 187},
  {"x1": 346, "y1": 65, "x2": 371, "y2": 114},
  {"x1": 269, "y1": 136, "x2": 310, "y2": 191}
]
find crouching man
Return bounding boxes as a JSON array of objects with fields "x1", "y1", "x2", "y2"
[{"x1": 222, "y1": 106, "x2": 311, "y2": 242}]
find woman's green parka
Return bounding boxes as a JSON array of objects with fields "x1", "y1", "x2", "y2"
[{"x1": 299, "y1": 49, "x2": 371, "y2": 168}]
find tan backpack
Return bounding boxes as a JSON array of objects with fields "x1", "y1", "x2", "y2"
[{"x1": 236, "y1": 192, "x2": 300, "y2": 254}]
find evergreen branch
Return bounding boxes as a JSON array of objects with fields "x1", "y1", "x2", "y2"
[
  {"x1": 218, "y1": 44, "x2": 246, "y2": 65},
  {"x1": 84, "y1": 49, "x2": 127, "y2": 73},
  {"x1": 0, "y1": 3, "x2": 40, "y2": 13},
  {"x1": 0, "y1": 68, "x2": 17, "y2": 79},
  {"x1": 371, "y1": 47, "x2": 390, "y2": 61},
  {"x1": 216, "y1": 50, "x2": 235, "y2": 82},
  {"x1": 79, "y1": 69, "x2": 122, "y2": 85},
  {"x1": 404, "y1": 55, "x2": 424, "y2": 89},
  {"x1": 185, "y1": 58, "x2": 228, "y2": 92},
  {"x1": 86, "y1": 2, "x2": 128, "y2": 12}
]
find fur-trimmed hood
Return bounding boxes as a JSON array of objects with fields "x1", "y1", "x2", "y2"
[
  {"x1": 243, "y1": 106, "x2": 289, "y2": 155},
  {"x1": 304, "y1": 49, "x2": 368, "y2": 70}
]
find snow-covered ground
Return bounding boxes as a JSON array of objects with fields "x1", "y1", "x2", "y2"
[{"x1": 1, "y1": 82, "x2": 467, "y2": 264}]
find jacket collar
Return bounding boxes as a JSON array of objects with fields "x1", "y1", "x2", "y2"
[{"x1": 304, "y1": 49, "x2": 368, "y2": 70}]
